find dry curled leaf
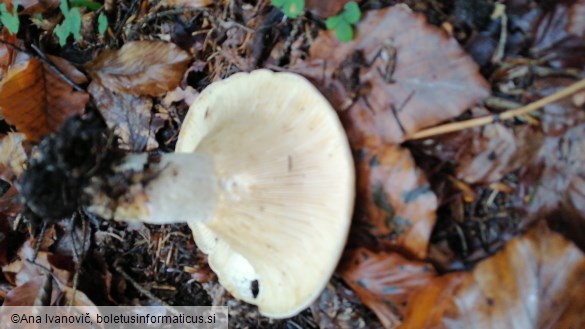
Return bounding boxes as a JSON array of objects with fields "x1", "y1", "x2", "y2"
[
  {"x1": 292, "y1": 4, "x2": 490, "y2": 144},
  {"x1": 340, "y1": 247, "x2": 437, "y2": 329},
  {"x1": 351, "y1": 137, "x2": 437, "y2": 259},
  {"x1": 0, "y1": 133, "x2": 27, "y2": 176},
  {"x1": 400, "y1": 221, "x2": 585, "y2": 329},
  {"x1": 88, "y1": 81, "x2": 160, "y2": 151},
  {"x1": 86, "y1": 40, "x2": 192, "y2": 96},
  {"x1": 0, "y1": 57, "x2": 89, "y2": 141}
]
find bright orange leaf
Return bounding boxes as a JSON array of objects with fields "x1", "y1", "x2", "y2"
[
  {"x1": 400, "y1": 222, "x2": 585, "y2": 329},
  {"x1": 340, "y1": 247, "x2": 437, "y2": 329},
  {"x1": 0, "y1": 57, "x2": 89, "y2": 141}
]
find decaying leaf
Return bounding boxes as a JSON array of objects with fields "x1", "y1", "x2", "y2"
[
  {"x1": 86, "y1": 40, "x2": 192, "y2": 96},
  {"x1": 88, "y1": 81, "x2": 160, "y2": 151},
  {"x1": 340, "y1": 247, "x2": 437, "y2": 329},
  {"x1": 351, "y1": 138, "x2": 437, "y2": 259},
  {"x1": 292, "y1": 4, "x2": 490, "y2": 144},
  {"x1": 531, "y1": 0, "x2": 585, "y2": 69},
  {"x1": 310, "y1": 277, "x2": 382, "y2": 329},
  {"x1": 0, "y1": 57, "x2": 89, "y2": 141},
  {"x1": 0, "y1": 133, "x2": 27, "y2": 176},
  {"x1": 161, "y1": 0, "x2": 214, "y2": 8},
  {"x1": 305, "y1": 0, "x2": 352, "y2": 17},
  {"x1": 400, "y1": 222, "x2": 585, "y2": 329}
]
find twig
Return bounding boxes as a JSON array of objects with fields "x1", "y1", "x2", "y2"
[
  {"x1": 114, "y1": 261, "x2": 181, "y2": 316},
  {"x1": 69, "y1": 213, "x2": 89, "y2": 306},
  {"x1": 30, "y1": 44, "x2": 85, "y2": 92},
  {"x1": 0, "y1": 39, "x2": 84, "y2": 92},
  {"x1": 406, "y1": 77, "x2": 585, "y2": 140},
  {"x1": 32, "y1": 221, "x2": 48, "y2": 262},
  {"x1": 139, "y1": 8, "x2": 208, "y2": 25}
]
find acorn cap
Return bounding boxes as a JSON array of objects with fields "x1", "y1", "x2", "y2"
[{"x1": 176, "y1": 69, "x2": 355, "y2": 318}]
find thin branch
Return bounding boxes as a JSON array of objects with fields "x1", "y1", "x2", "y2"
[
  {"x1": 0, "y1": 39, "x2": 84, "y2": 92},
  {"x1": 114, "y1": 261, "x2": 181, "y2": 316},
  {"x1": 405, "y1": 77, "x2": 585, "y2": 140},
  {"x1": 30, "y1": 44, "x2": 85, "y2": 92}
]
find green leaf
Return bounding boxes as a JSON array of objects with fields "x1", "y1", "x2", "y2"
[
  {"x1": 55, "y1": 1, "x2": 82, "y2": 46},
  {"x1": 68, "y1": 7, "x2": 81, "y2": 40},
  {"x1": 284, "y1": 0, "x2": 304, "y2": 18},
  {"x1": 271, "y1": 0, "x2": 285, "y2": 7},
  {"x1": 334, "y1": 20, "x2": 353, "y2": 43},
  {"x1": 60, "y1": 0, "x2": 69, "y2": 13},
  {"x1": 0, "y1": 4, "x2": 20, "y2": 35},
  {"x1": 70, "y1": 0, "x2": 102, "y2": 11},
  {"x1": 54, "y1": 22, "x2": 69, "y2": 46},
  {"x1": 341, "y1": 1, "x2": 361, "y2": 24},
  {"x1": 98, "y1": 12, "x2": 107, "y2": 36},
  {"x1": 326, "y1": 15, "x2": 342, "y2": 30}
]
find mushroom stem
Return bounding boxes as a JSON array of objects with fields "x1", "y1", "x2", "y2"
[{"x1": 86, "y1": 152, "x2": 217, "y2": 224}]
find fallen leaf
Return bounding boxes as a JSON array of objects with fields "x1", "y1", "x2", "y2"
[
  {"x1": 86, "y1": 40, "x2": 192, "y2": 96},
  {"x1": 291, "y1": 4, "x2": 490, "y2": 144},
  {"x1": 88, "y1": 81, "x2": 159, "y2": 151},
  {"x1": 162, "y1": 85, "x2": 199, "y2": 107},
  {"x1": 0, "y1": 133, "x2": 27, "y2": 176},
  {"x1": 531, "y1": 0, "x2": 585, "y2": 69},
  {"x1": 400, "y1": 221, "x2": 585, "y2": 329},
  {"x1": 161, "y1": 0, "x2": 213, "y2": 8},
  {"x1": 305, "y1": 0, "x2": 353, "y2": 17},
  {"x1": 12, "y1": 0, "x2": 60, "y2": 15},
  {"x1": 0, "y1": 216, "x2": 9, "y2": 266},
  {"x1": 455, "y1": 124, "x2": 523, "y2": 183},
  {"x1": 310, "y1": 277, "x2": 383, "y2": 329},
  {"x1": 514, "y1": 78, "x2": 585, "y2": 223},
  {"x1": 0, "y1": 57, "x2": 89, "y2": 141},
  {"x1": 340, "y1": 247, "x2": 437, "y2": 329},
  {"x1": 2, "y1": 274, "x2": 55, "y2": 306},
  {"x1": 351, "y1": 137, "x2": 437, "y2": 259},
  {"x1": 568, "y1": 0, "x2": 585, "y2": 37}
]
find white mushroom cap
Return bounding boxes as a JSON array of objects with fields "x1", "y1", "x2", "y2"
[{"x1": 176, "y1": 70, "x2": 355, "y2": 318}]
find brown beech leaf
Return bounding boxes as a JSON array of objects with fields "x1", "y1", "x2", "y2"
[
  {"x1": 340, "y1": 247, "x2": 437, "y2": 329},
  {"x1": 400, "y1": 222, "x2": 585, "y2": 329},
  {"x1": 351, "y1": 137, "x2": 437, "y2": 258},
  {"x1": 305, "y1": 0, "x2": 353, "y2": 17},
  {"x1": 532, "y1": 1, "x2": 585, "y2": 69},
  {"x1": 88, "y1": 81, "x2": 159, "y2": 151},
  {"x1": 0, "y1": 58, "x2": 89, "y2": 141},
  {"x1": 86, "y1": 41, "x2": 192, "y2": 96},
  {"x1": 514, "y1": 78, "x2": 585, "y2": 223},
  {"x1": 291, "y1": 4, "x2": 489, "y2": 144}
]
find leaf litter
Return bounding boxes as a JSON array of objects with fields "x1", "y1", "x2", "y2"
[{"x1": 0, "y1": 0, "x2": 585, "y2": 328}]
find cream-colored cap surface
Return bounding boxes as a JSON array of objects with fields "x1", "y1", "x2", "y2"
[{"x1": 176, "y1": 69, "x2": 355, "y2": 318}]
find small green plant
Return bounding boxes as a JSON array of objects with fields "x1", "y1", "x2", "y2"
[
  {"x1": 55, "y1": 0, "x2": 82, "y2": 46},
  {"x1": 271, "y1": 0, "x2": 304, "y2": 19},
  {"x1": 326, "y1": 1, "x2": 361, "y2": 42},
  {"x1": 97, "y1": 12, "x2": 108, "y2": 36},
  {"x1": 0, "y1": 3, "x2": 19, "y2": 35}
]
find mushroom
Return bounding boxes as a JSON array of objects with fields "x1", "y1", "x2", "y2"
[{"x1": 87, "y1": 69, "x2": 355, "y2": 318}]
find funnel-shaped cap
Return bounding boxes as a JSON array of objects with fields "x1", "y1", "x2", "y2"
[{"x1": 176, "y1": 70, "x2": 355, "y2": 318}]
